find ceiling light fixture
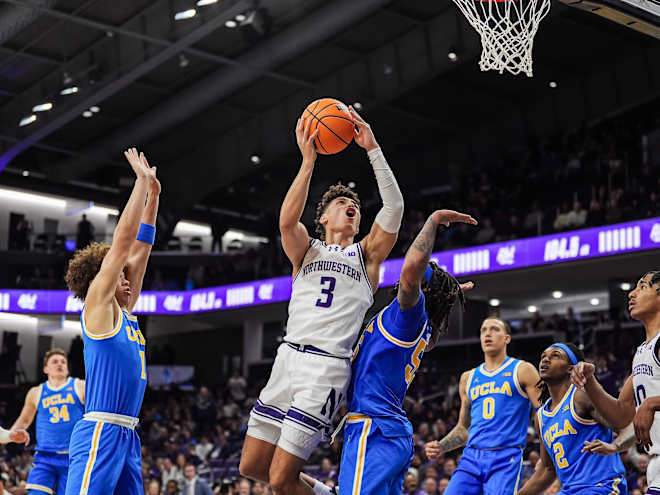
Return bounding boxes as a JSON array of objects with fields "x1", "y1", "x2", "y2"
[
  {"x1": 60, "y1": 86, "x2": 79, "y2": 95},
  {"x1": 549, "y1": 81, "x2": 558, "y2": 88},
  {"x1": 89, "y1": 106, "x2": 100, "y2": 113},
  {"x1": 590, "y1": 298, "x2": 600, "y2": 306},
  {"x1": 250, "y1": 155, "x2": 261, "y2": 165},
  {"x1": 527, "y1": 305, "x2": 538, "y2": 313},
  {"x1": 489, "y1": 298, "x2": 501, "y2": 307},
  {"x1": 225, "y1": 19, "x2": 237, "y2": 28},
  {"x1": 32, "y1": 102, "x2": 53, "y2": 112},
  {"x1": 174, "y1": 9, "x2": 196, "y2": 20},
  {"x1": 353, "y1": 102, "x2": 363, "y2": 111},
  {"x1": 348, "y1": 181, "x2": 356, "y2": 189},
  {"x1": 22, "y1": 170, "x2": 29, "y2": 177},
  {"x1": 620, "y1": 282, "x2": 632, "y2": 291},
  {"x1": 19, "y1": 115, "x2": 37, "y2": 127},
  {"x1": 82, "y1": 110, "x2": 93, "y2": 118},
  {"x1": 235, "y1": 13, "x2": 247, "y2": 22},
  {"x1": 448, "y1": 51, "x2": 458, "y2": 61},
  {"x1": 552, "y1": 291, "x2": 563, "y2": 299},
  {"x1": 196, "y1": 0, "x2": 218, "y2": 5}
]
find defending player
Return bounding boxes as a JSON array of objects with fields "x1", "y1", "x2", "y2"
[
  {"x1": 424, "y1": 318, "x2": 542, "y2": 494},
  {"x1": 63, "y1": 148, "x2": 159, "y2": 495},
  {"x1": 518, "y1": 343, "x2": 627, "y2": 495},
  {"x1": 571, "y1": 270, "x2": 660, "y2": 493},
  {"x1": 10, "y1": 349, "x2": 84, "y2": 494},
  {"x1": 337, "y1": 209, "x2": 475, "y2": 495},
  {"x1": 240, "y1": 107, "x2": 404, "y2": 494}
]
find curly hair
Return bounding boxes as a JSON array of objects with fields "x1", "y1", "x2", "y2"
[
  {"x1": 65, "y1": 242, "x2": 110, "y2": 300},
  {"x1": 536, "y1": 342, "x2": 585, "y2": 405},
  {"x1": 314, "y1": 183, "x2": 361, "y2": 241},
  {"x1": 642, "y1": 270, "x2": 660, "y2": 293},
  {"x1": 391, "y1": 261, "x2": 465, "y2": 345}
]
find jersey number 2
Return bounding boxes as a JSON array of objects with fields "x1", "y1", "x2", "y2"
[{"x1": 315, "y1": 277, "x2": 336, "y2": 308}]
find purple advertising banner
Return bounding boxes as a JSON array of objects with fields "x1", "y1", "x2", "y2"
[{"x1": 1, "y1": 217, "x2": 659, "y2": 315}]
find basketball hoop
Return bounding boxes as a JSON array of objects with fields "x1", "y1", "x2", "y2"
[{"x1": 450, "y1": 0, "x2": 551, "y2": 77}]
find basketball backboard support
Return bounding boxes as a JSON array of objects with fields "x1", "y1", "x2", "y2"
[{"x1": 559, "y1": 0, "x2": 660, "y2": 39}]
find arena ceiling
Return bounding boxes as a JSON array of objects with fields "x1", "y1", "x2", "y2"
[{"x1": 0, "y1": 0, "x2": 659, "y2": 236}]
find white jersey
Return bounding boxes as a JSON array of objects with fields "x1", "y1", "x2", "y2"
[
  {"x1": 285, "y1": 239, "x2": 374, "y2": 358},
  {"x1": 632, "y1": 331, "x2": 660, "y2": 455}
]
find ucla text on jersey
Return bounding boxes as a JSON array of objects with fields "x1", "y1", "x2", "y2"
[
  {"x1": 466, "y1": 357, "x2": 531, "y2": 449},
  {"x1": 538, "y1": 384, "x2": 625, "y2": 493},
  {"x1": 36, "y1": 378, "x2": 84, "y2": 453}
]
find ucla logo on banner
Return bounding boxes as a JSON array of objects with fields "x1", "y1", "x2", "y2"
[
  {"x1": 66, "y1": 295, "x2": 83, "y2": 312},
  {"x1": 651, "y1": 224, "x2": 660, "y2": 244},
  {"x1": 258, "y1": 284, "x2": 274, "y2": 301},
  {"x1": 496, "y1": 246, "x2": 516, "y2": 266},
  {"x1": 17, "y1": 294, "x2": 37, "y2": 310},
  {"x1": 163, "y1": 295, "x2": 183, "y2": 312}
]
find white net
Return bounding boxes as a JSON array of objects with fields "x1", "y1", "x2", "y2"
[{"x1": 451, "y1": 0, "x2": 551, "y2": 77}]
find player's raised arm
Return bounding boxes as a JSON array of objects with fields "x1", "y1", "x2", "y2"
[
  {"x1": 124, "y1": 152, "x2": 160, "y2": 313},
  {"x1": 398, "y1": 210, "x2": 476, "y2": 311},
  {"x1": 571, "y1": 364, "x2": 635, "y2": 430},
  {"x1": 84, "y1": 148, "x2": 152, "y2": 325},
  {"x1": 517, "y1": 361, "x2": 543, "y2": 408},
  {"x1": 9, "y1": 386, "x2": 38, "y2": 445},
  {"x1": 425, "y1": 370, "x2": 472, "y2": 457},
  {"x1": 352, "y1": 106, "x2": 403, "y2": 283},
  {"x1": 517, "y1": 415, "x2": 557, "y2": 495},
  {"x1": 279, "y1": 118, "x2": 317, "y2": 273}
]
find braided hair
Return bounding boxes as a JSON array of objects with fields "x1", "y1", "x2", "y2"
[
  {"x1": 392, "y1": 261, "x2": 465, "y2": 344},
  {"x1": 536, "y1": 342, "x2": 585, "y2": 405}
]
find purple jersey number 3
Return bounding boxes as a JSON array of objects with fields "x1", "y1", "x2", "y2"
[{"x1": 315, "y1": 276, "x2": 336, "y2": 308}]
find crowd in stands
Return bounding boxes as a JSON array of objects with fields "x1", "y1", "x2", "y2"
[
  {"x1": 6, "y1": 106, "x2": 660, "y2": 291},
  {"x1": 0, "y1": 308, "x2": 650, "y2": 494}
]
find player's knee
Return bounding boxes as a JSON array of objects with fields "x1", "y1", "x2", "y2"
[{"x1": 268, "y1": 469, "x2": 298, "y2": 495}]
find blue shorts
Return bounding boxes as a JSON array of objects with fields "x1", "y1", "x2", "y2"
[
  {"x1": 65, "y1": 420, "x2": 142, "y2": 495},
  {"x1": 26, "y1": 452, "x2": 69, "y2": 494},
  {"x1": 559, "y1": 476, "x2": 627, "y2": 495},
  {"x1": 444, "y1": 446, "x2": 524, "y2": 495},
  {"x1": 338, "y1": 416, "x2": 413, "y2": 495}
]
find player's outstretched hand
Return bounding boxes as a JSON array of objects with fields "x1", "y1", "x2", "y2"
[
  {"x1": 581, "y1": 439, "x2": 617, "y2": 455},
  {"x1": 431, "y1": 210, "x2": 478, "y2": 228},
  {"x1": 634, "y1": 401, "x2": 655, "y2": 451},
  {"x1": 9, "y1": 429, "x2": 29, "y2": 446},
  {"x1": 460, "y1": 282, "x2": 475, "y2": 293},
  {"x1": 425, "y1": 440, "x2": 442, "y2": 460},
  {"x1": 570, "y1": 361, "x2": 595, "y2": 389},
  {"x1": 124, "y1": 147, "x2": 151, "y2": 179},
  {"x1": 296, "y1": 117, "x2": 318, "y2": 164},
  {"x1": 349, "y1": 105, "x2": 379, "y2": 152},
  {"x1": 139, "y1": 152, "x2": 160, "y2": 196}
]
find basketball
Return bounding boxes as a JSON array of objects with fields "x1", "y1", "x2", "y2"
[{"x1": 302, "y1": 98, "x2": 354, "y2": 155}]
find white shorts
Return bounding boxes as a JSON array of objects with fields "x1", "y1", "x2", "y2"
[
  {"x1": 649, "y1": 455, "x2": 660, "y2": 492},
  {"x1": 248, "y1": 342, "x2": 351, "y2": 459}
]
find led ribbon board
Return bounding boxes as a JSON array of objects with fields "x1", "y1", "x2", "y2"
[{"x1": 1, "y1": 217, "x2": 659, "y2": 314}]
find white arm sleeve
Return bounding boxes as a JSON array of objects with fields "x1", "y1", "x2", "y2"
[
  {"x1": 368, "y1": 147, "x2": 404, "y2": 233},
  {"x1": 0, "y1": 427, "x2": 10, "y2": 444}
]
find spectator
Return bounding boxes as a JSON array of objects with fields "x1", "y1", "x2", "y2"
[
  {"x1": 442, "y1": 458, "x2": 457, "y2": 478},
  {"x1": 566, "y1": 200, "x2": 587, "y2": 228},
  {"x1": 165, "y1": 479, "x2": 182, "y2": 495},
  {"x1": 162, "y1": 458, "x2": 183, "y2": 488},
  {"x1": 423, "y1": 476, "x2": 438, "y2": 495},
  {"x1": 318, "y1": 457, "x2": 337, "y2": 483},
  {"x1": 588, "y1": 199, "x2": 605, "y2": 226},
  {"x1": 227, "y1": 369, "x2": 247, "y2": 403},
  {"x1": 195, "y1": 435, "x2": 214, "y2": 464},
  {"x1": 404, "y1": 472, "x2": 423, "y2": 495},
  {"x1": 145, "y1": 478, "x2": 161, "y2": 495},
  {"x1": 182, "y1": 463, "x2": 213, "y2": 495},
  {"x1": 236, "y1": 478, "x2": 252, "y2": 495},
  {"x1": 193, "y1": 386, "x2": 216, "y2": 432},
  {"x1": 76, "y1": 214, "x2": 95, "y2": 249},
  {"x1": 553, "y1": 203, "x2": 571, "y2": 231},
  {"x1": 438, "y1": 475, "x2": 450, "y2": 494}
]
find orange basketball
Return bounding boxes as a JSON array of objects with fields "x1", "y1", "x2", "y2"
[{"x1": 302, "y1": 98, "x2": 354, "y2": 155}]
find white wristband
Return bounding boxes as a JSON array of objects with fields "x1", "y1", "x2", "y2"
[
  {"x1": 0, "y1": 428, "x2": 11, "y2": 443},
  {"x1": 368, "y1": 147, "x2": 404, "y2": 234}
]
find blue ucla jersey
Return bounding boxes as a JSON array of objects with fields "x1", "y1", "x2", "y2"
[
  {"x1": 80, "y1": 306, "x2": 147, "y2": 417},
  {"x1": 348, "y1": 294, "x2": 430, "y2": 436},
  {"x1": 466, "y1": 357, "x2": 532, "y2": 449},
  {"x1": 35, "y1": 377, "x2": 84, "y2": 453},
  {"x1": 539, "y1": 384, "x2": 625, "y2": 491}
]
